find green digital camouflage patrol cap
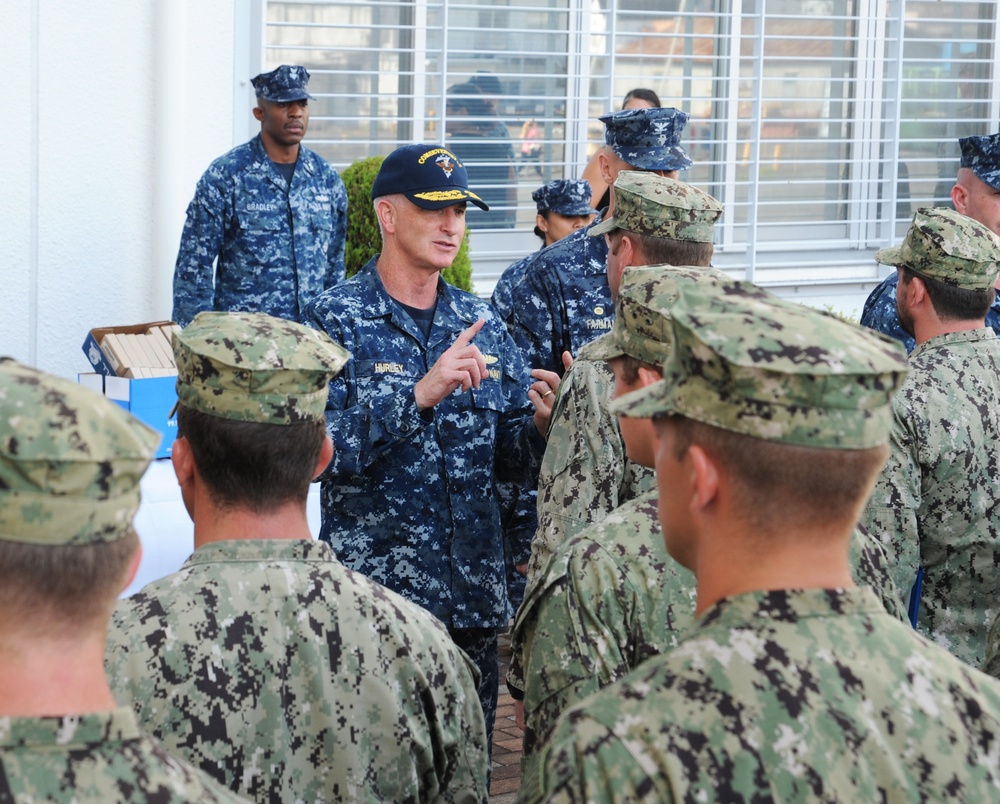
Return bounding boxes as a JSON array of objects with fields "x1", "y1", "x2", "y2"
[
  {"x1": 589, "y1": 171, "x2": 723, "y2": 243},
  {"x1": 875, "y1": 207, "x2": 1000, "y2": 290},
  {"x1": 0, "y1": 358, "x2": 160, "y2": 546},
  {"x1": 585, "y1": 265, "x2": 733, "y2": 366},
  {"x1": 173, "y1": 312, "x2": 350, "y2": 425},
  {"x1": 611, "y1": 281, "x2": 909, "y2": 449}
]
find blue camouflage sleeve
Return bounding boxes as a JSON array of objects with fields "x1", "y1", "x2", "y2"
[
  {"x1": 509, "y1": 264, "x2": 560, "y2": 375},
  {"x1": 304, "y1": 302, "x2": 428, "y2": 479},
  {"x1": 172, "y1": 175, "x2": 228, "y2": 327},
  {"x1": 494, "y1": 319, "x2": 546, "y2": 485}
]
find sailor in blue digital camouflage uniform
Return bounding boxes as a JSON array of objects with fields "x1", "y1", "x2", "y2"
[
  {"x1": 492, "y1": 178, "x2": 594, "y2": 609},
  {"x1": 861, "y1": 133, "x2": 1000, "y2": 351},
  {"x1": 504, "y1": 107, "x2": 692, "y2": 376},
  {"x1": 493, "y1": 179, "x2": 596, "y2": 323},
  {"x1": 172, "y1": 65, "x2": 347, "y2": 327},
  {"x1": 304, "y1": 143, "x2": 559, "y2": 755}
]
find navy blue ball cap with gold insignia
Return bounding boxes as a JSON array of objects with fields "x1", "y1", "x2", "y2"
[{"x1": 371, "y1": 143, "x2": 490, "y2": 211}]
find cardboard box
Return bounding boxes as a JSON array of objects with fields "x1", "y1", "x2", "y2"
[
  {"x1": 81, "y1": 320, "x2": 177, "y2": 378},
  {"x1": 78, "y1": 372, "x2": 177, "y2": 459}
]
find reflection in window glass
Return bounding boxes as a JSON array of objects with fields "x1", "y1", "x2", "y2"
[{"x1": 265, "y1": 0, "x2": 998, "y2": 285}]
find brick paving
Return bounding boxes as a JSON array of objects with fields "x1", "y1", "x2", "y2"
[{"x1": 490, "y1": 629, "x2": 524, "y2": 802}]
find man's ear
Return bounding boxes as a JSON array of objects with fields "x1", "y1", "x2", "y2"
[
  {"x1": 314, "y1": 435, "x2": 334, "y2": 480},
  {"x1": 375, "y1": 198, "x2": 396, "y2": 234},
  {"x1": 598, "y1": 147, "x2": 614, "y2": 185},
  {"x1": 171, "y1": 436, "x2": 194, "y2": 487},
  {"x1": 688, "y1": 444, "x2": 720, "y2": 513},
  {"x1": 636, "y1": 365, "x2": 663, "y2": 389},
  {"x1": 252, "y1": 104, "x2": 265, "y2": 122},
  {"x1": 951, "y1": 182, "x2": 969, "y2": 216}
]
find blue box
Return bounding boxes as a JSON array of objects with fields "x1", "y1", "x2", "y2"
[{"x1": 78, "y1": 373, "x2": 177, "y2": 459}]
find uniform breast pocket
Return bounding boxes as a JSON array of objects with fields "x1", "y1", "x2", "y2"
[
  {"x1": 307, "y1": 211, "x2": 334, "y2": 253},
  {"x1": 237, "y1": 206, "x2": 285, "y2": 236},
  {"x1": 468, "y1": 379, "x2": 504, "y2": 414},
  {"x1": 353, "y1": 359, "x2": 419, "y2": 405}
]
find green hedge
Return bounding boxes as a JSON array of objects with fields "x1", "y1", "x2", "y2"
[{"x1": 341, "y1": 155, "x2": 473, "y2": 291}]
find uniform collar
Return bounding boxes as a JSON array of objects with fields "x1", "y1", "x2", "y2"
[{"x1": 0, "y1": 707, "x2": 141, "y2": 749}]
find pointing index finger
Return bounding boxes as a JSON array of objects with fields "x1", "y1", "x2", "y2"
[{"x1": 453, "y1": 318, "x2": 486, "y2": 349}]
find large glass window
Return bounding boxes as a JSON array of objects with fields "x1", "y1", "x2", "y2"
[{"x1": 261, "y1": 0, "x2": 998, "y2": 289}]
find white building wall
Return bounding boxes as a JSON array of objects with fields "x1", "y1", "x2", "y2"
[{"x1": 2, "y1": 0, "x2": 239, "y2": 380}]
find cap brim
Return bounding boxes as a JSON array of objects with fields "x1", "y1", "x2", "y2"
[
  {"x1": 875, "y1": 246, "x2": 903, "y2": 267},
  {"x1": 551, "y1": 203, "x2": 597, "y2": 217},
  {"x1": 259, "y1": 91, "x2": 315, "y2": 103},
  {"x1": 608, "y1": 377, "x2": 672, "y2": 419},
  {"x1": 589, "y1": 216, "x2": 616, "y2": 237},
  {"x1": 585, "y1": 332, "x2": 626, "y2": 362},
  {"x1": 408, "y1": 189, "x2": 489, "y2": 211}
]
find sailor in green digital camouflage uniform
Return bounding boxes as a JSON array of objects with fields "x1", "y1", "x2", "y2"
[
  {"x1": 521, "y1": 280, "x2": 1000, "y2": 803},
  {"x1": 525, "y1": 171, "x2": 721, "y2": 587},
  {"x1": 0, "y1": 359, "x2": 245, "y2": 803},
  {"x1": 513, "y1": 266, "x2": 907, "y2": 778},
  {"x1": 862, "y1": 207, "x2": 1000, "y2": 667},
  {"x1": 105, "y1": 312, "x2": 489, "y2": 803}
]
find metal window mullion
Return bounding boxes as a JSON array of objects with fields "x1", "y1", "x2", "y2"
[
  {"x1": 744, "y1": 0, "x2": 767, "y2": 283},
  {"x1": 718, "y1": 0, "x2": 742, "y2": 255},
  {"x1": 565, "y1": 0, "x2": 592, "y2": 173},
  {"x1": 412, "y1": 0, "x2": 429, "y2": 141}
]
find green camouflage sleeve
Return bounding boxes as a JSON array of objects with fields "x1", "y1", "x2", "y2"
[
  {"x1": 985, "y1": 613, "x2": 1000, "y2": 679},
  {"x1": 861, "y1": 402, "x2": 922, "y2": 598},
  {"x1": 530, "y1": 358, "x2": 654, "y2": 582},
  {"x1": 517, "y1": 710, "x2": 679, "y2": 804},
  {"x1": 849, "y1": 525, "x2": 907, "y2": 621}
]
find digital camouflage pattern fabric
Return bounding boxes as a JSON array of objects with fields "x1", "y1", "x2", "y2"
[
  {"x1": 251, "y1": 64, "x2": 313, "y2": 102},
  {"x1": 863, "y1": 327, "x2": 1000, "y2": 666},
  {"x1": 506, "y1": 212, "x2": 613, "y2": 375},
  {"x1": 519, "y1": 588, "x2": 1000, "y2": 803},
  {"x1": 532, "y1": 179, "x2": 594, "y2": 216},
  {"x1": 304, "y1": 258, "x2": 545, "y2": 630},
  {"x1": 173, "y1": 310, "x2": 350, "y2": 425},
  {"x1": 960, "y1": 133, "x2": 1000, "y2": 190},
  {"x1": 106, "y1": 539, "x2": 489, "y2": 804},
  {"x1": 860, "y1": 271, "x2": 1000, "y2": 353},
  {"x1": 0, "y1": 709, "x2": 247, "y2": 803},
  {"x1": 986, "y1": 612, "x2": 1000, "y2": 679},
  {"x1": 611, "y1": 280, "x2": 910, "y2": 449},
  {"x1": 527, "y1": 265, "x2": 729, "y2": 583},
  {"x1": 0, "y1": 357, "x2": 160, "y2": 547},
  {"x1": 172, "y1": 133, "x2": 347, "y2": 326},
  {"x1": 526, "y1": 354, "x2": 654, "y2": 583},
  {"x1": 599, "y1": 107, "x2": 691, "y2": 171},
  {"x1": 505, "y1": 107, "x2": 693, "y2": 376},
  {"x1": 875, "y1": 206, "x2": 1000, "y2": 291},
  {"x1": 589, "y1": 171, "x2": 722, "y2": 242},
  {"x1": 513, "y1": 489, "x2": 909, "y2": 777}
]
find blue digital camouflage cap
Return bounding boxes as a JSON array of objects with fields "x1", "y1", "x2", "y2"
[
  {"x1": 532, "y1": 180, "x2": 594, "y2": 216},
  {"x1": 960, "y1": 133, "x2": 1000, "y2": 189},
  {"x1": 251, "y1": 65, "x2": 314, "y2": 103},
  {"x1": 599, "y1": 107, "x2": 692, "y2": 171},
  {"x1": 611, "y1": 281, "x2": 909, "y2": 450},
  {"x1": 371, "y1": 144, "x2": 489, "y2": 211},
  {"x1": 0, "y1": 358, "x2": 160, "y2": 546},
  {"x1": 173, "y1": 311, "x2": 350, "y2": 426}
]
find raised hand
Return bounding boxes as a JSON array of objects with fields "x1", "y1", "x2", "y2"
[{"x1": 414, "y1": 319, "x2": 489, "y2": 410}]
